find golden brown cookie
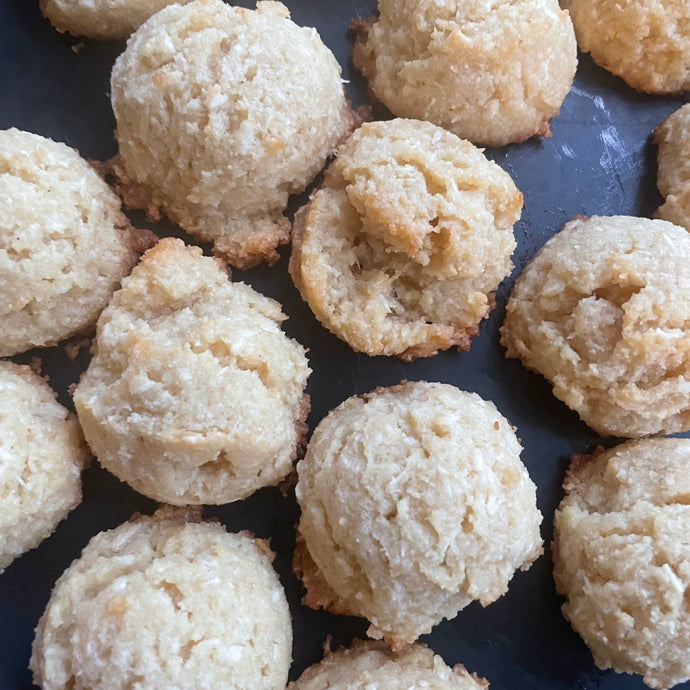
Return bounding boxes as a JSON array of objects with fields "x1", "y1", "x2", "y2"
[
  {"x1": 30, "y1": 506, "x2": 292, "y2": 690},
  {"x1": 74, "y1": 238, "x2": 310, "y2": 505},
  {"x1": 501, "y1": 215, "x2": 690, "y2": 437},
  {"x1": 289, "y1": 118, "x2": 522, "y2": 360},
  {"x1": 0, "y1": 128, "x2": 148, "y2": 356},
  {"x1": 568, "y1": 0, "x2": 690, "y2": 94},
  {"x1": 352, "y1": 0, "x2": 577, "y2": 147},
  {"x1": 110, "y1": 0, "x2": 354, "y2": 268},
  {"x1": 553, "y1": 438, "x2": 690, "y2": 690},
  {"x1": 295, "y1": 381, "x2": 542, "y2": 648}
]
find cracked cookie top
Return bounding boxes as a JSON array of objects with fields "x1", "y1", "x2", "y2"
[{"x1": 30, "y1": 506, "x2": 292, "y2": 690}]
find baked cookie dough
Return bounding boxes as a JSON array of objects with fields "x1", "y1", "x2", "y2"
[
  {"x1": 568, "y1": 0, "x2": 690, "y2": 94},
  {"x1": 0, "y1": 128, "x2": 149, "y2": 357},
  {"x1": 73, "y1": 238, "x2": 310, "y2": 505},
  {"x1": 110, "y1": 0, "x2": 354, "y2": 268},
  {"x1": 289, "y1": 638, "x2": 488, "y2": 689},
  {"x1": 655, "y1": 104, "x2": 690, "y2": 231},
  {"x1": 0, "y1": 362, "x2": 88, "y2": 573},
  {"x1": 501, "y1": 215, "x2": 690, "y2": 437},
  {"x1": 553, "y1": 438, "x2": 690, "y2": 690},
  {"x1": 40, "y1": 0, "x2": 192, "y2": 40},
  {"x1": 289, "y1": 118, "x2": 522, "y2": 360},
  {"x1": 295, "y1": 381, "x2": 542, "y2": 647},
  {"x1": 30, "y1": 506, "x2": 292, "y2": 690},
  {"x1": 352, "y1": 0, "x2": 577, "y2": 147}
]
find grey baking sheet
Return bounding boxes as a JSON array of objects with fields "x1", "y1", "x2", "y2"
[{"x1": 0, "y1": 1, "x2": 689, "y2": 688}]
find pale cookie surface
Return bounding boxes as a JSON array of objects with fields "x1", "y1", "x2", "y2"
[
  {"x1": 0, "y1": 362, "x2": 87, "y2": 573},
  {"x1": 0, "y1": 128, "x2": 145, "y2": 356},
  {"x1": 295, "y1": 381, "x2": 542, "y2": 647},
  {"x1": 289, "y1": 638, "x2": 488, "y2": 690},
  {"x1": 568, "y1": 0, "x2": 690, "y2": 93},
  {"x1": 73, "y1": 238, "x2": 310, "y2": 505},
  {"x1": 30, "y1": 507, "x2": 292, "y2": 690},
  {"x1": 655, "y1": 104, "x2": 690, "y2": 231},
  {"x1": 352, "y1": 0, "x2": 576, "y2": 147},
  {"x1": 111, "y1": 0, "x2": 353, "y2": 268},
  {"x1": 289, "y1": 118, "x2": 522, "y2": 360},
  {"x1": 501, "y1": 215, "x2": 690, "y2": 437},
  {"x1": 40, "y1": 0, "x2": 193, "y2": 40},
  {"x1": 553, "y1": 438, "x2": 690, "y2": 690}
]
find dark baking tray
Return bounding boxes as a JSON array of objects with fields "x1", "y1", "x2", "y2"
[{"x1": 1, "y1": 1, "x2": 688, "y2": 688}]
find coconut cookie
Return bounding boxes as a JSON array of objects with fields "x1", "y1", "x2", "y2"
[
  {"x1": 0, "y1": 128, "x2": 150, "y2": 357},
  {"x1": 655, "y1": 104, "x2": 690, "y2": 232},
  {"x1": 501, "y1": 215, "x2": 690, "y2": 437},
  {"x1": 110, "y1": 0, "x2": 354, "y2": 268},
  {"x1": 295, "y1": 381, "x2": 542, "y2": 648},
  {"x1": 568, "y1": 0, "x2": 690, "y2": 94},
  {"x1": 40, "y1": 0, "x2": 193, "y2": 40},
  {"x1": 73, "y1": 238, "x2": 310, "y2": 505},
  {"x1": 352, "y1": 0, "x2": 576, "y2": 147},
  {"x1": 289, "y1": 638, "x2": 488, "y2": 690},
  {"x1": 30, "y1": 506, "x2": 292, "y2": 690},
  {"x1": 553, "y1": 438, "x2": 690, "y2": 690},
  {"x1": 0, "y1": 362, "x2": 88, "y2": 573},
  {"x1": 289, "y1": 118, "x2": 522, "y2": 360}
]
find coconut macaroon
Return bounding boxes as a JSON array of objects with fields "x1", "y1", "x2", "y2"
[
  {"x1": 289, "y1": 638, "x2": 488, "y2": 690},
  {"x1": 553, "y1": 438, "x2": 690, "y2": 690},
  {"x1": 30, "y1": 506, "x2": 293, "y2": 690},
  {"x1": 294, "y1": 381, "x2": 543, "y2": 647},
  {"x1": 352, "y1": 0, "x2": 576, "y2": 147},
  {"x1": 501, "y1": 215, "x2": 690, "y2": 438},
  {"x1": 289, "y1": 118, "x2": 522, "y2": 360},
  {"x1": 0, "y1": 128, "x2": 150, "y2": 357},
  {"x1": 110, "y1": 0, "x2": 354, "y2": 269},
  {"x1": 0, "y1": 362, "x2": 88, "y2": 573},
  {"x1": 655, "y1": 104, "x2": 690, "y2": 232},
  {"x1": 568, "y1": 0, "x2": 690, "y2": 94},
  {"x1": 73, "y1": 238, "x2": 310, "y2": 505},
  {"x1": 40, "y1": 0, "x2": 193, "y2": 40}
]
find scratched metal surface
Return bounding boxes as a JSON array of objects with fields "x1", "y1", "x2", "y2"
[{"x1": 0, "y1": 1, "x2": 689, "y2": 689}]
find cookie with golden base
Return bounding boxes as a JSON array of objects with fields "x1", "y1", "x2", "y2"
[
  {"x1": 0, "y1": 128, "x2": 150, "y2": 356},
  {"x1": 74, "y1": 238, "x2": 310, "y2": 505},
  {"x1": 110, "y1": 0, "x2": 354, "y2": 268},
  {"x1": 501, "y1": 215, "x2": 690, "y2": 437},
  {"x1": 568, "y1": 0, "x2": 690, "y2": 94},
  {"x1": 289, "y1": 118, "x2": 522, "y2": 360},
  {"x1": 553, "y1": 438, "x2": 690, "y2": 690},
  {"x1": 352, "y1": 0, "x2": 576, "y2": 147},
  {"x1": 30, "y1": 506, "x2": 292, "y2": 690},
  {"x1": 295, "y1": 381, "x2": 542, "y2": 648}
]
